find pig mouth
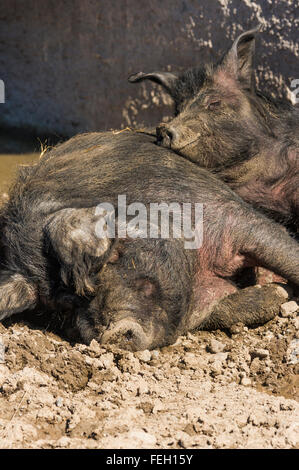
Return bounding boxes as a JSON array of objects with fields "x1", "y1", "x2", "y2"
[
  {"x1": 74, "y1": 310, "x2": 151, "y2": 350},
  {"x1": 155, "y1": 134, "x2": 199, "y2": 153},
  {"x1": 77, "y1": 307, "x2": 171, "y2": 351},
  {"x1": 173, "y1": 137, "x2": 200, "y2": 152},
  {"x1": 99, "y1": 317, "x2": 153, "y2": 351}
]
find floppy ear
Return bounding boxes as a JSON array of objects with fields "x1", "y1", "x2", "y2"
[
  {"x1": 44, "y1": 207, "x2": 113, "y2": 296},
  {"x1": 218, "y1": 25, "x2": 261, "y2": 91},
  {"x1": 128, "y1": 71, "x2": 178, "y2": 95},
  {"x1": 0, "y1": 270, "x2": 37, "y2": 320}
]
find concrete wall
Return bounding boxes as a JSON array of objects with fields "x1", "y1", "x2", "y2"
[{"x1": 0, "y1": 0, "x2": 298, "y2": 137}]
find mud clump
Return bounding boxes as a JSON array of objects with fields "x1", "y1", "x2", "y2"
[{"x1": 0, "y1": 302, "x2": 298, "y2": 449}]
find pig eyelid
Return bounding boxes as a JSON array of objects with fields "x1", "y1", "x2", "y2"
[
  {"x1": 206, "y1": 99, "x2": 221, "y2": 110},
  {"x1": 135, "y1": 278, "x2": 157, "y2": 297},
  {"x1": 189, "y1": 100, "x2": 200, "y2": 110}
]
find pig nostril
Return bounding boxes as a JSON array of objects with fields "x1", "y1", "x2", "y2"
[
  {"x1": 156, "y1": 126, "x2": 178, "y2": 148},
  {"x1": 156, "y1": 126, "x2": 164, "y2": 145},
  {"x1": 99, "y1": 319, "x2": 150, "y2": 351},
  {"x1": 124, "y1": 329, "x2": 134, "y2": 342},
  {"x1": 165, "y1": 129, "x2": 174, "y2": 143}
]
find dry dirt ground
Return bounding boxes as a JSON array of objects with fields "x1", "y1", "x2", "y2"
[
  {"x1": 0, "y1": 290, "x2": 298, "y2": 450},
  {"x1": 0, "y1": 151, "x2": 298, "y2": 450}
]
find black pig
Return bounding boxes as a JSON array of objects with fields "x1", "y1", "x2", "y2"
[
  {"x1": 0, "y1": 131, "x2": 298, "y2": 350},
  {"x1": 129, "y1": 27, "x2": 299, "y2": 232}
]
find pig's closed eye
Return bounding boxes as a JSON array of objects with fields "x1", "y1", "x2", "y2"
[
  {"x1": 207, "y1": 100, "x2": 221, "y2": 111},
  {"x1": 135, "y1": 278, "x2": 157, "y2": 297}
]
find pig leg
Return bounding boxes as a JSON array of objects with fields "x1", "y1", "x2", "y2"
[
  {"x1": 186, "y1": 204, "x2": 298, "y2": 332},
  {"x1": 198, "y1": 284, "x2": 286, "y2": 330},
  {"x1": 0, "y1": 271, "x2": 37, "y2": 321},
  {"x1": 185, "y1": 275, "x2": 238, "y2": 332},
  {"x1": 187, "y1": 276, "x2": 285, "y2": 332}
]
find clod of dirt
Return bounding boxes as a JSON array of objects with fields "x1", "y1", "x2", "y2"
[
  {"x1": 280, "y1": 301, "x2": 299, "y2": 318},
  {"x1": 206, "y1": 339, "x2": 225, "y2": 354},
  {"x1": 135, "y1": 350, "x2": 151, "y2": 363},
  {"x1": 0, "y1": 301, "x2": 298, "y2": 448},
  {"x1": 250, "y1": 349, "x2": 270, "y2": 360}
]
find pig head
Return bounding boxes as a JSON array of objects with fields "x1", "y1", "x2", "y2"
[{"x1": 129, "y1": 26, "x2": 299, "y2": 231}]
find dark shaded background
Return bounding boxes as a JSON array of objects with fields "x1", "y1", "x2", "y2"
[{"x1": 0, "y1": 0, "x2": 298, "y2": 139}]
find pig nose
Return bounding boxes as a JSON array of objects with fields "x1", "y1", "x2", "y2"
[
  {"x1": 99, "y1": 319, "x2": 150, "y2": 351},
  {"x1": 156, "y1": 125, "x2": 179, "y2": 148}
]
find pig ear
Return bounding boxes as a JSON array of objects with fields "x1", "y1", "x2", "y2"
[
  {"x1": 220, "y1": 25, "x2": 261, "y2": 90},
  {"x1": 44, "y1": 207, "x2": 113, "y2": 296},
  {"x1": 0, "y1": 270, "x2": 37, "y2": 320},
  {"x1": 128, "y1": 71, "x2": 178, "y2": 95}
]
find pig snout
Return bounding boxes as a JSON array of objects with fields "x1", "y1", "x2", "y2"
[
  {"x1": 99, "y1": 317, "x2": 151, "y2": 351},
  {"x1": 156, "y1": 125, "x2": 180, "y2": 149}
]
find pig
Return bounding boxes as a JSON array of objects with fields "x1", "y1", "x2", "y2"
[
  {"x1": 0, "y1": 130, "x2": 298, "y2": 350},
  {"x1": 128, "y1": 26, "x2": 299, "y2": 234}
]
